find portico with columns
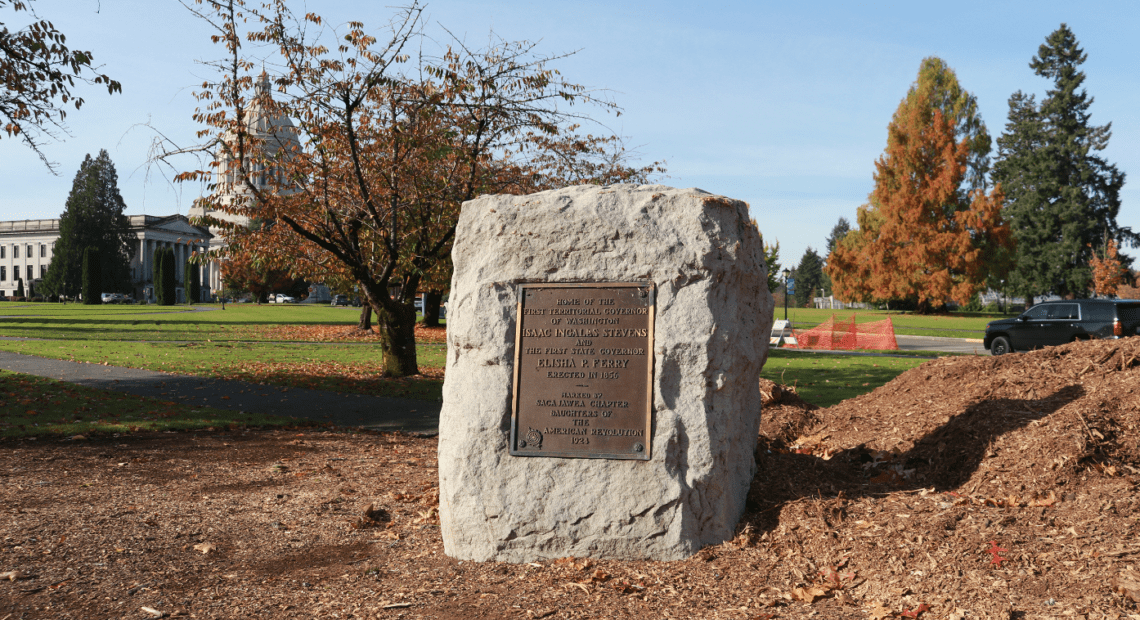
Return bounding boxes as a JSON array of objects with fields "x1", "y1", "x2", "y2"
[{"x1": 127, "y1": 215, "x2": 213, "y2": 302}]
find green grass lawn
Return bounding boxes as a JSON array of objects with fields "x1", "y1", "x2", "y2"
[
  {"x1": 0, "y1": 369, "x2": 301, "y2": 438},
  {"x1": 1, "y1": 301, "x2": 946, "y2": 411},
  {"x1": 761, "y1": 349, "x2": 934, "y2": 408},
  {"x1": 0, "y1": 302, "x2": 447, "y2": 400},
  {"x1": 776, "y1": 307, "x2": 1003, "y2": 338},
  {"x1": 0, "y1": 301, "x2": 377, "y2": 342}
]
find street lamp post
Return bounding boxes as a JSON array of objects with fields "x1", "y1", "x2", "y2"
[{"x1": 782, "y1": 268, "x2": 791, "y2": 321}]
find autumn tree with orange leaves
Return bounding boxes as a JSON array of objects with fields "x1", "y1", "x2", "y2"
[
  {"x1": 1090, "y1": 238, "x2": 1126, "y2": 297},
  {"x1": 158, "y1": 0, "x2": 661, "y2": 377},
  {"x1": 829, "y1": 60, "x2": 1012, "y2": 312}
]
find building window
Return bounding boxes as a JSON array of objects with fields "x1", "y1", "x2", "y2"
[
  {"x1": 40, "y1": 245, "x2": 46, "y2": 258},
  {"x1": 40, "y1": 265, "x2": 46, "y2": 278},
  {"x1": 0, "y1": 266, "x2": 5, "y2": 281},
  {"x1": 12, "y1": 245, "x2": 18, "y2": 259},
  {"x1": 26, "y1": 245, "x2": 31, "y2": 258},
  {"x1": 26, "y1": 265, "x2": 33, "y2": 281},
  {"x1": 0, "y1": 246, "x2": 5, "y2": 259}
]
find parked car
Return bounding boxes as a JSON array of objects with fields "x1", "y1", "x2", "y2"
[
  {"x1": 275, "y1": 293, "x2": 297, "y2": 304},
  {"x1": 101, "y1": 292, "x2": 128, "y2": 304},
  {"x1": 984, "y1": 299, "x2": 1140, "y2": 355},
  {"x1": 331, "y1": 294, "x2": 349, "y2": 306}
]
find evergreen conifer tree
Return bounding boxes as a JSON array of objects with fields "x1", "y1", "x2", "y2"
[
  {"x1": 82, "y1": 247, "x2": 102, "y2": 304},
  {"x1": 161, "y1": 249, "x2": 177, "y2": 305},
  {"x1": 42, "y1": 151, "x2": 135, "y2": 297},
  {"x1": 794, "y1": 248, "x2": 825, "y2": 308},
  {"x1": 15, "y1": 279, "x2": 24, "y2": 298},
  {"x1": 826, "y1": 218, "x2": 851, "y2": 255},
  {"x1": 993, "y1": 24, "x2": 1130, "y2": 301},
  {"x1": 185, "y1": 259, "x2": 200, "y2": 304}
]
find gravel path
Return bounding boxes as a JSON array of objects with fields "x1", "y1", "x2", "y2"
[{"x1": 0, "y1": 350, "x2": 440, "y2": 432}]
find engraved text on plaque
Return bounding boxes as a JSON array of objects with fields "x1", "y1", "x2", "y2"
[{"x1": 510, "y1": 282, "x2": 655, "y2": 459}]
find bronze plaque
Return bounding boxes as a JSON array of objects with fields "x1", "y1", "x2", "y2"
[{"x1": 510, "y1": 282, "x2": 655, "y2": 460}]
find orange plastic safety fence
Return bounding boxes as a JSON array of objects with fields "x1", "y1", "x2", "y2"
[{"x1": 788, "y1": 314, "x2": 899, "y2": 351}]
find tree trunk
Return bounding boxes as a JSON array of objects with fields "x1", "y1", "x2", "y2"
[
  {"x1": 374, "y1": 300, "x2": 419, "y2": 376},
  {"x1": 359, "y1": 303, "x2": 372, "y2": 331},
  {"x1": 423, "y1": 289, "x2": 443, "y2": 327}
]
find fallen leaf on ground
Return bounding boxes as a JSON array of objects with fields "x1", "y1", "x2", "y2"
[
  {"x1": 1112, "y1": 570, "x2": 1140, "y2": 603},
  {"x1": 901, "y1": 602, "x2": 930, "y2": 617},
  {"x1": 193, "y1": 542, "x2": 216, "y2": 555},
  {"x1": 866, "y1": 600, "x2": 894, "y2": 620},
  {"x1": 790, "y1": 586, "x2": 828, "y2": 603},
  {"x1": 986, "y1": 540, "x2": 1008, "y2": 566}
]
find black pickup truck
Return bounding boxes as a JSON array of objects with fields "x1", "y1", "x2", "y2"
[{"x1": 984, "y1": 299, "x2": 1140, "y2": 355}]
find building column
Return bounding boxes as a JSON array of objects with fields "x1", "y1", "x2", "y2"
[
  {"x1": 147, "y1": 240, "x2": 156, "y2": 281},
  {"x1": 138, "y1": 238, "x2": 146, "y2": 282}
]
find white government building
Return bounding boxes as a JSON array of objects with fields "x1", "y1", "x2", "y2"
[
  {"x1": 190, "y1": 72, "x2": 311, "y2": 298},
  {"x1": 0, "y1": 73, "x2": 324, "y2": 302},
  {"x1": 0, "y1": 215, "x2": 213, "y2": 301}
]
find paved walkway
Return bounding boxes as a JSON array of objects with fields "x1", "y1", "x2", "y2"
[
  {"x1": 0, "y1": 330, "x2": 986, "y2": 434},
  {"x1": 0, "y1": 351, "x2": 440, "y2": 433},
  {"x1": 896, "y1": 334, "x2": 988, "y2": 355},
  {"x1": 776, "y1": 334, "x2": 989, "y2": 357}
]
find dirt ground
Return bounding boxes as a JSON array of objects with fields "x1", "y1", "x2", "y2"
[{"x1": 3, "y1": 338, "x2": 1140, "y2": 619}]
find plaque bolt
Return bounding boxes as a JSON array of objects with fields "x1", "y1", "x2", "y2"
[
  {"x1": 519, "y1": 441, "x2": 527, "y2": 448},
  {"x1": 633, "y1": 443, "x2": 644, "y2": 452},
  {"x1": 639, "y1": 289, "x2": 648, "y2": 298}
]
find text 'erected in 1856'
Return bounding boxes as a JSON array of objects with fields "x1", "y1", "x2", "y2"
[{"x1": 510, "y1": 282, "x2": 654, "y2": 460}]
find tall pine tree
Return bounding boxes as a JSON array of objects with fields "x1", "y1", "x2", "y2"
[
  {"x1": 185, "y1": 259, "x2": 200, "y2": 304},
  {"x1": 161, "y1": 249, "x2": 177, "y2": 306},
  {"x1": 826, "y1": 217, "x2": 851, "y2": 255},
  {"x1": 993, "y1": 24, "x2": 1129, "y2": 301},
  {"x1": 794, "y1": 248, "x2": 824, "y2": 308},
  {"x1": 42, "y1": 150, "x2": 135, "y2": 298},
  {"x1": 82, "y1": 247, "x2": 101, "y2": 304}
]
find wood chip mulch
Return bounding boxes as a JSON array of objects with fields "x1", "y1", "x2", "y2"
[{"x1": 3, "y1": 338, "x2": 1140, "y2": 619}]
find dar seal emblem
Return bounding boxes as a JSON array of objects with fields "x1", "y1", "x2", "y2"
[{"x1": 520, "y1": 428, "x2": 543, "y2": 449}]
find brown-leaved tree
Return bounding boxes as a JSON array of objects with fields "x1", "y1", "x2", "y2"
[
  {"x1": 159, "y1": 0, "x2": 661, "y2": 376},
  {"x1": 828, "y1": 60, "x2": 1012, "y2": 312},
  {"x1": 1089, "y1": 238, "x2": 1126, "y2": 297},
  {"x1": 1, "y1": 0, "x2": 121, "y2": 171}
]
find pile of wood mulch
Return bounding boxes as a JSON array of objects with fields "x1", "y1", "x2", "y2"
[{"x1": 3, "y1": 338, "x2": 1140, "y2": 619}]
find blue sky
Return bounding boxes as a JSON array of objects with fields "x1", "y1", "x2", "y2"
[{"x1": 2, "y1": 1, "x2": 1136, "y2": 274}]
